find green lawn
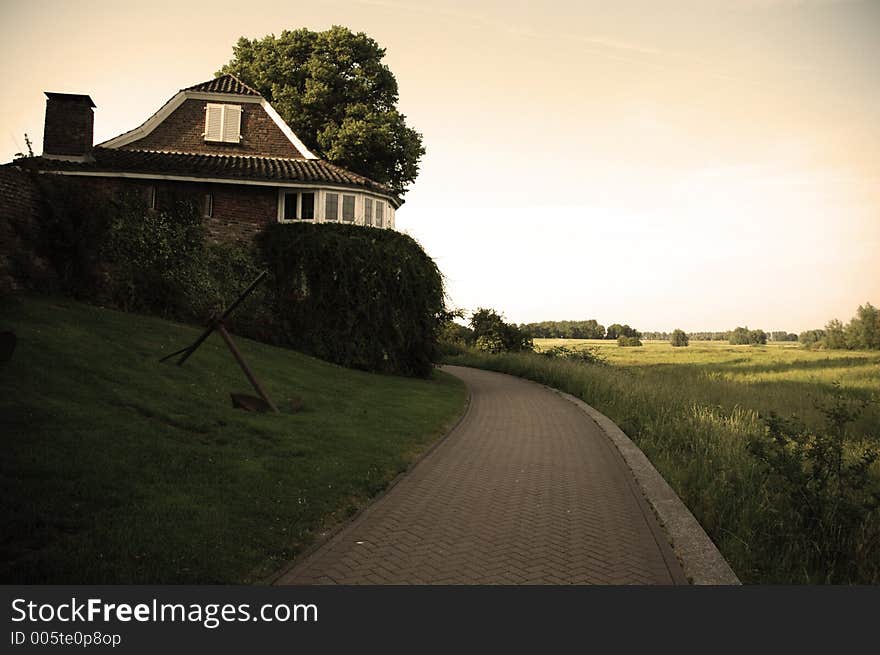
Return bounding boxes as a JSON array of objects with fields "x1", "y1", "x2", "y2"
[
  {"x1": 0, "y1": 296, "x2": 466, "y2": 584},
  {"x1": 448, "y1": 339, "x2": 880, "y2": 583}
]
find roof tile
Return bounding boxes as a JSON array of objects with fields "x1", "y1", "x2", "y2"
[
  {"x1": 183, "y1": 74, "x2": 262, "y2": 97},
  {"x1": 13, "y1": 148, "x2": 396, "y2": 200}
]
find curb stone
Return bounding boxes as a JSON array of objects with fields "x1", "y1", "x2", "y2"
[{"x1": 549, "y1": 386, "x2": 741, "y2": 585}]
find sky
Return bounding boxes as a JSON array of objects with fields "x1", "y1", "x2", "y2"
[{"x1": 1, "y1": 0, "x2": 878, "y2": 332}]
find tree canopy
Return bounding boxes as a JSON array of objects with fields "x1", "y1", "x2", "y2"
[
  {"x1": 469, "y1": 308, "x2": 533, "y2": 354},
  {"x1": 670, "y1": 329, "x2": 689, "y2": 347},
  {"x1": 730, "y1": 327, "x2": 767, "y2": 345},
  {"x1": 219, "y1": 26, "x2": 425, "y2": 197}
]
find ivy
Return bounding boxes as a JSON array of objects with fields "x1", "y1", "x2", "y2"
[{"x1": 258, "y1": 223, "x2": 444, "y2": 377}]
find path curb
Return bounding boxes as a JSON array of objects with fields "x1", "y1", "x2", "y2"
[{"x1": 550, "y1": 387, "x2": 741, "y2": 585}]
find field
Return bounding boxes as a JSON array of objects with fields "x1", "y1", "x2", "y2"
[
  {"x1": 447, "y1": 339, "x2": 880, "y2": 583},
  {"x1": 534, "y1": 338, "x2": 880, "y2": 434},
  {"x1": 0, "y1": 296, "x2": 467, "y2": 584}
]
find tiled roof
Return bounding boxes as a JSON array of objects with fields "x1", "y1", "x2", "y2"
[
  {"x1": 183, "y1": 74, "x2": 262, "y2": 97},
  {"x1": 12, "y1": 148, "x2": 396, "y2": 199}
]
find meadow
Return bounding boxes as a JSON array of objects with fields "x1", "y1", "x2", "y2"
[{"x1": 447, "y1": 339, "x2": 880, "y2": 583}]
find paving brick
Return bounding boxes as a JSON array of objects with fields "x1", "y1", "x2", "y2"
[{"x1": 277, "y1": 366, "x2": 686, "y2": 585}]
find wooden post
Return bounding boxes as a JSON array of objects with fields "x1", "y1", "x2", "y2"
[{"x1": 214, "y1": 320, "x2": 279, "y2": 413}]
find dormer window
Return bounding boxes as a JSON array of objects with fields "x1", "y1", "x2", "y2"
[{"x1": 204, "y1": 103, "x2": 242, "y2": 143}]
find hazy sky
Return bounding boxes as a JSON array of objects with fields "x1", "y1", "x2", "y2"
[{"x1": 2, "y1": 0, "x2": 878, "y2": 331}]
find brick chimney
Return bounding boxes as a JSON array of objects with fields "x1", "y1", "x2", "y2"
[{"x1": 42, "y1": 92, "x2": 95, "y2": 159}]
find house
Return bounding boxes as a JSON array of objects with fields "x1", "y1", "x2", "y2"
[{"x1": 11, "y1": 74, "x2": 399, "y2": 241}]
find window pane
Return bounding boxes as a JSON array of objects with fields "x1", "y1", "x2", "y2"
[
  {"x1": 342, "y1": 194, "x2": 355, "y2": 222},
  {"x1": 325, "y1": 193, "x2": 338, "y2": 220},
  {"x1": 364, "y1": 198, "x2": 373, "y2": 225},
  {"x1": 284, "y1": 192, "x2": 298, "y2": 220},
  {"x1": 203, "y1": 193, "x2": 213, "y2": 218},
  {"x1": 376, "y1": 201, "x2": 384, "y2": 227},
  {"x1": 301, "y1": 192, "x2": 315, "y2": 220}
]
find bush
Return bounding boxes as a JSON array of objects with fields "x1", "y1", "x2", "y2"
[
  {"x1": 617, "y1": 335, "x2": 642, "y2": 347},
  {"x1": 469, "y1": 308, "x2": 533, "y2": 354},
  {"x1": 748, "y1": 388, "x2": 880, "y2": 583},
  {"x1": 22, "y1": 181, "x2": 443, "y2": 377},
  {"x1": 670, "y1": 329, "x2": 689, "y2": 347},
  {"x1": 258, "y1": 222, "x2": 445, "y2": 377},
  {"x1": 21, "y1": 174, "x2": 112, "y2": 297},
  {"x1": 102, "y1": 191, "x2": 205, "y2": 317},
  {"x1": 540, "y1": 344, "x2": 606, "y2": 365}
]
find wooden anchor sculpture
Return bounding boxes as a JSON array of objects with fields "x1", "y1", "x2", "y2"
[{"x1": 160, "y1": 270, "x2": 279, "y2": 413}]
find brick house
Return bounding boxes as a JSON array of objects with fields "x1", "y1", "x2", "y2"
[{"x1": 9, "y1": 74, "x2": 399, "y2": 242}]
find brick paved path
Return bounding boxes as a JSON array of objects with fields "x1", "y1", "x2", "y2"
[{"x1": 276, "y1": 366, "x2": 686, "y2": 584}]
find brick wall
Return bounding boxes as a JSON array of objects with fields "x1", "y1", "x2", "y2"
[
  {"x1": 73, "y1": 177, "x2": 277, "y2": 242},
  {"x1": 0, "y1": 170, "x2": 278, "y2": 295},
  {"x1": 122, "y1": 99, "x2": 304, "y2": 159},
  {"x1": 0, "y1": 167, "x2": 46, "y2": 294},
  {"x1": 88, "y1": 177, "x2": 276, "y2": 242},
  {"x1": 205, "y1": 184, "x2": 277, "y2": 242},
  {"x1": 43, "y1": 98, "x2": 94, "y2": 156}
]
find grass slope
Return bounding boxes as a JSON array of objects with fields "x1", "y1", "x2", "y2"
[
  {"x1": 448, "y1": 341, "x2": 880, "y2": 583},
  {"x1": 0, "y1": 296, "x2": 466, "y2": 584}
]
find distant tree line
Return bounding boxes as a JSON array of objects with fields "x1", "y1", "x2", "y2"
[
  {"x1": 800, "y1": 303, "x2": 880, "y2": 350},
  {"x1": 449, "y1": 301, "x2": 879, "y2": 353},
  {"x1": 520, "y1": 320, "x2": 641, "y2": 340},
  {"x1": 521, "y1": 320, "x2": 606, "y2": 339}
]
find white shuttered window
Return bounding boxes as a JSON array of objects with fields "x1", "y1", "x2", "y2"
[{"x1": 204, "y1": 103, "x2": 242, "y2": 143}]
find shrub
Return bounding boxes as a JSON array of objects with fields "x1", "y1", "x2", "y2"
[
  {"x1": 258, "y1": 222, "x2": 445, "y2": 377},
  {"x1": 670, "y1": 329, "x2": 689, "y2": 347},
  {"x1": 22, "y1": 174, "x2": 112, "y2": 297},
  {"x1": 469, "y1": 308, "x2": 533, "y2": 354},
  {"x1": 21, "y1": 181, "x2": 443, "y2": 377},
  {"x1": 747, "y1": 387, "x2": 880, "y2": 582},
  {"x1": 617, "y1": 335, "x2": 642, "y2": 347},
  {"x1": 541, "y1": 344, "x2": 606, "y2": 365},
  {"x1": 102, "y1": 191, "x2": 205, "y2": 317}
]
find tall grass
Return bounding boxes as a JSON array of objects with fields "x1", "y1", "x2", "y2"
[{"x1": 446, "y1": 346, "x2": 880, "y2": 583}]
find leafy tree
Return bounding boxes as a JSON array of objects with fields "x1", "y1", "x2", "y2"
[
  {"x1": 617, "y1": 336, "x2": 642, "y2": 347},
  {"x1": 846, "y1": 303, "x2": 880, "y2": 350},
  {"x1": 799, "y1": 329, "x2": 825, "y2": 346},
  {"x1": 729, "y1": 327, "x2": 751, "y2": 345},
  {"x1": 750, "y1": 329, "x2": 768, "y2": 345},
  {"x1": 670, "y1": 329, "x2": 689, "y2": 347},
  {"x1": 470, "y1": 308, "x2": 533, "y2": 354},
  {"x1": 730, "y1": 326, "x2": 766, "y2": 345},
  {"x1": 824, "y1": 319, "x2": 848, "y2": 349},
  {"x1": 522, "y1": 319, "x2": 605, "y2": 339},
  {"x1": 606, "y1": 323, "x2": 639, "y2": 340},
  {"x1": 219, "y1": 26, "x2": 425, "y2": 196}
]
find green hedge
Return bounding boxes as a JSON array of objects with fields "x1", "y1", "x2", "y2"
[
  {"x1": 258, "y1": 222, "x2": 444, "y2": 377},
  {"x1": 14, "y1": 176, "x2": 444, "y2": 377}
]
